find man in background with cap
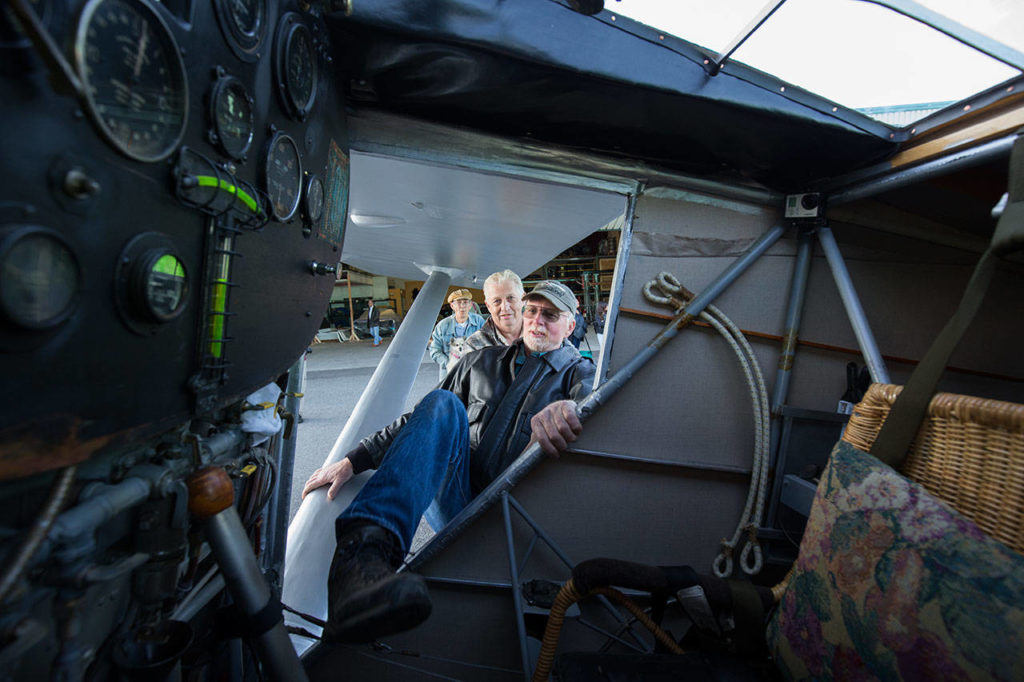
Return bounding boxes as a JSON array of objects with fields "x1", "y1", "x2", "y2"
[
  {"x1": 429, "y1": 288, "x2": 485, "y2": 380},
  {"x1": 302, "y1": 280, "x2": 594, "y2": 643}
]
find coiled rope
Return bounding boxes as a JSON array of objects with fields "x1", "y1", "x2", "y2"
[{"x1": 643, "y1": 272, "x2": 770, "y2": 577}]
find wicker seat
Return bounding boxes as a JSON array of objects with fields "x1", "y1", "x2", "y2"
[{"x1": 842, "y1": 383, "x2": 1024, "y2": 555}]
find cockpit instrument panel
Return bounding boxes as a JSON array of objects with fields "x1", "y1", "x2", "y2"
[
  {"x1": 264, "y1": 130, "x2": 303, "y2": 221},
  {"x1": 210, "y1": 74, "x2": 255, "y2": 161},
  {"x1": 275, "y1": 13, "x2": 316, "y2": 121},
  {"x1": 74, "y1": 0, "x2": 189, "y2": 162},
  {"x1": 213, "y1": 0, "x2": 265, "y2": 62}
]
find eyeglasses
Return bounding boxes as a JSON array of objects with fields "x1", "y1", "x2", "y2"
[
  {"x1": 451, "y1": 299, "x2": 472, "y2": 306},
  {"x1": 522, "y1": 304, "x2": 567, "y2": 323}
]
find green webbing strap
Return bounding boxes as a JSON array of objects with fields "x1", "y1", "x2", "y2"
[{"x1": 870, "y1": 130, "x2": 1024, "y2": 468}]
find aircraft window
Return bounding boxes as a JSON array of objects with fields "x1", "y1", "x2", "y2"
[
  {"x1": 914, "y1": 0, "x2": 1024, "y2": 55},
  {"x1": 611, "y1": 0, "x2": 1022, "y2": 125}
]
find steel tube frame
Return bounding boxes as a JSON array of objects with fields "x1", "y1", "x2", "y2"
[
  {"x1": 501, "y1": 493, "x2": 532, "y2": 681},
  {"x1": 594, "y1": 189, "x2": 640, "y2": 383},
  {"x1": 827, "y1": 135, "x2": 1015, "y2": 206},
  {"x1": 817, "y1": 226, "x2": 891, "y2": 384},
  {"x1": 506, "y1": 495, "x2": 647, "y2": 653},
  {"x1": 207, "y1": 509, "x2": 308, "y2": 682},
  {"x1": 770, "y1": 228, "x2": 815, "y2": 414},
  {"x1": 407, "y1": 223, "x2": 787, "y2": 570},
  {"x1": 265, "y1": 353, "x2": 305, "y2": 577}
]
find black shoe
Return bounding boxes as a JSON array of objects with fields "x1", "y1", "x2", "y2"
[{"x1": 324, "y1": 522, "x2": 431, "y2": 643}]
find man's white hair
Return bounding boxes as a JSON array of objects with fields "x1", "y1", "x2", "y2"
[{"x1": 483, "y1": 269, "x2": 524, "y2": 297}]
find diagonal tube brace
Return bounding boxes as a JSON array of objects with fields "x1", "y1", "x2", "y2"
[{"x1": 406, "y1": 223, "x2": 787, "y2": 571}]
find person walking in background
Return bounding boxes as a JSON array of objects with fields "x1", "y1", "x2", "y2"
[
  {"x1": 367, "y1": 299, "x2": 381, "y2": 346},
  {"x1": 569, "y1": 303, "x2": 587, "y2": 349},
  {"x1": 429, "y1": 289, "x2": 485, "y2": 380}
]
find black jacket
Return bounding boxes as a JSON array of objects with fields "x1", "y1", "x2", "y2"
[
  {"x1": 354, "y1": 340, "x2": 595, "y2": 492},
  {"x1": 367, "y1": 304, "x2": 380, "y2": 326}
]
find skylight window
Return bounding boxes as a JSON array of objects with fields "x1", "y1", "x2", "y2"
[{"x1": 608, "y1": 0, "x2": 1022, "y2": 125}]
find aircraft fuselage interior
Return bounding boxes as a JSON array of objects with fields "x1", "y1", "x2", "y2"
[{"x1": 1, "y1": 0, "x2": 1023, "y2": 680}]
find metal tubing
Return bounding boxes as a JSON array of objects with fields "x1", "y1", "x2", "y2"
[
  {"x1": 407, "y1": 224, "x2": 786, "y2": 570},
  {"x1": 205, "y1": 430, "x2": 245, "y2": 460},
  {"x1": 712, "y1": 0, "x2": 788, "y2": 73},
  {"x1": 770, "y1": 228, "x2": 815, "y2": 413},
  {"x1": 0, "y1": 466, "x2": 77, "y2": 603},
  {"x1": 594, "y1": 189, "x2": 640, "y2": 382},
  {"x1": 284, "y1": 269, "x2": 453, "y2": 651},
  {"x1": 265, "y1": 354, "x2": 305, "y2": 575},
  {"x1": 35, "y1": 477, "x2": 152, "y2": 565},
  {"x1": 206, "y1": 509, "x2": 308, "y2": 682},
  {"x1": 586, "y1": 223, "x2": 786, "y2": 410},
  {"x1": 506, "y1": 496, "x2": 647, "y2": 653},
  {"x1": 828, "y1": 135, "x2": 1014, "y2": 206},
  {"x1": 501, "y1": 493, "x2": 531, "y2": 681},
  {"x1": 817, "y1": 227, "x2": 891, "y2": 384}
]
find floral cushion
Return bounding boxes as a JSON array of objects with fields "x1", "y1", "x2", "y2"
[{"x1": 767, "y1": 440, "x2": 1024, "y2": 681}]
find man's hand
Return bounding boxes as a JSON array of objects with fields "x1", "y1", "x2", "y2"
[
  {"x1": 302, "y1": 458, "x2": 354, "y2": 501},
  {"x1": 529, "y1": 400, "x2": 582, "y2": 457}
]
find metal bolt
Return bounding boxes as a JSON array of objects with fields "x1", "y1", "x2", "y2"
[{"x1": 63, "y1": 168, "x2": 101, "y2": 200}]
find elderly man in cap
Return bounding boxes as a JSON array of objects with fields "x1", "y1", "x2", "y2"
[
  {"x1": 303, "y1": 280, "x2": 594, "y2": 643},
  {"x1": 464, "y1": 269, "x2": 525, "y2": 353},
  {"x1": 429, "y1": 288, "x2": 485, "y2": 380}
]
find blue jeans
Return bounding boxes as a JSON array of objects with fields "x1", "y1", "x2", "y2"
[
  {"x1": 370, "y1": 325, "x2": 381, "y2": 344},
  {"x1": 338, "y1": 390, "x2": 473, "y2": 552}
]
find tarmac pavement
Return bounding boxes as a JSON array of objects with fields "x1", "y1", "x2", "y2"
[{"x1": 287, "y1": 336, "x2": 439, "y2": 524}]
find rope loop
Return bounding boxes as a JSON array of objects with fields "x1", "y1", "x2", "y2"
[
  {"x1": 712, "y1": 542, "x2": 734, "y2": 578},
  {"x1": 657, "y1": 271, "x2": 682, "y2": 294},
  {"x1": 642, "y1": 280, "x2": 672, "y2": 305},
  {"x1": 739, "y1": 539, "x2": 763, "y2": 576}
]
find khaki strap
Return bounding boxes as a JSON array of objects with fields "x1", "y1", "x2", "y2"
[{"x1": 871, "y1": 130, "x2": 1024, "y2": 468}]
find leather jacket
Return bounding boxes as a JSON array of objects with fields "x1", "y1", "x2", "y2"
[
  {"x1": 463, "y1": 317, "x2": 516, "y2": 353},
  {"x1": 358, "y1": 340, "x2": 595, "y2": 492}
]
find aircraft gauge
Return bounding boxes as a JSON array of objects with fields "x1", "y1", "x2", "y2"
[
  {"x1": 210, "y1": 75, "x2": 254, "y2": 161},
  {"x1": 114, "y1": 233, "x2": 188, "y2": 333},
  {"x1": 213, "y1": 0, "x2": 265, "y2": 62},
  {"x1": 0, "y1": 227, "x2": 80, "y2": 330},
  {"x1": 263, "y1": 131, "x2": 302, "y2": 222},
  {"x1": 74, "y1": 0, "x2": 188, "y2": 163},
  {"x1": 274, "y1": 14, "x2": 316, "y2": 121},
  {"x1": 304, "y1": 174, "x2": 324, "y2": 224}
]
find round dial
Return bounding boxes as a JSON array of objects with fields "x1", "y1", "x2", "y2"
[
  {"x1": 276, "y1": 16, "x2": 316, "y2": 120},
  {"x1": 304, "y1": 174, "x2": 324, "y2": 223},
  {"x1": 264, "y1": 132, "x2": 302, "y2": 221},
  {"x1": 75, "y1": 0, "x2": 188, "y2": 162},
  {"x1": 228, "y1": 0, "x2": 262, "y2": 37},
  {"x1": 211, "y1": 76, "x2": 254, "y2": 160},
  {"x1": 141, "y1": 252, "x2": 187, "y2": 321},
  {"x1": 213, "y1": 0, "x2": 264, "y2": 60},
  {"x1": 0, "y1": 228, "x2": 80, "y2": 329}
]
